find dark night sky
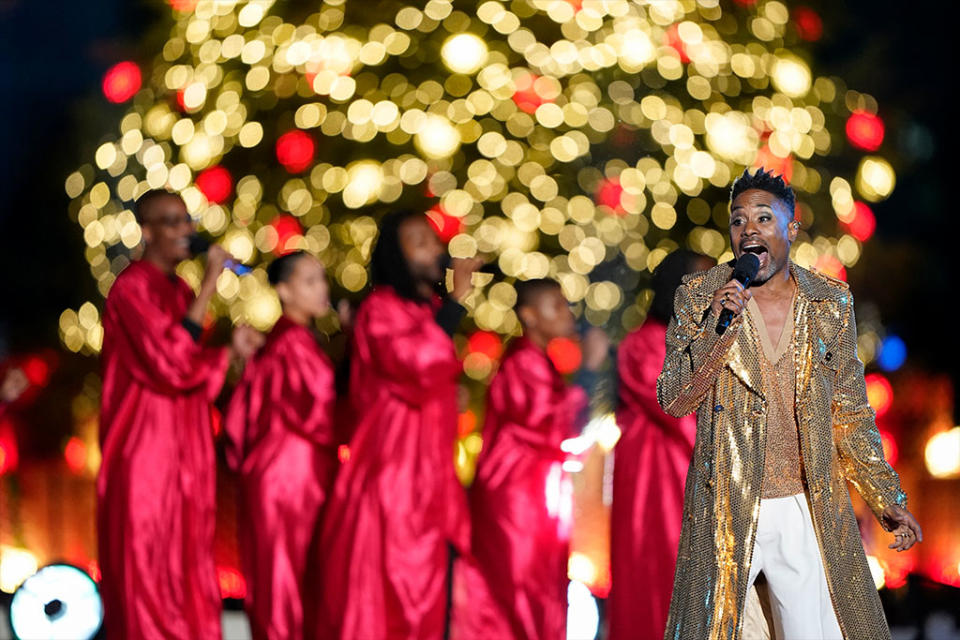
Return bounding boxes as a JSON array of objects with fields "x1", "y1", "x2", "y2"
[{"x1": 0, "y1": 0, "x2": 955, "y2": 413}]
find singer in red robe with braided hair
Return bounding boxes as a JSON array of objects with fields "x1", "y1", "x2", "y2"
[
  {"x1": 98, "y1": 190, "x2": 262, "y2": 640},
  {"x1": 224, "y1": 251, "x2": 338, "y2": 640},
  {"x1": 312, "y1": 210, "x2": 482, "y2": 640}
]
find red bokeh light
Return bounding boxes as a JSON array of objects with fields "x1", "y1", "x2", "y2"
[
  {"x1": 732, "y1": 0, "x2": 758, "y2": 5},
  {"x1": 594, "y1": 177, "x2": 625, "y2": 214},
  {"x1": 175, "y1": 89, "x2": 188, "y2": 112},
  {"x1": 813, "y1": 254, "x2": 846, "y2": 282},
  {"x1": 167, "y1": 0, "x2": 198, "y2": 11},
  {"x1": 275, "y1": 130, "x2": 315, "y2": 173},
  {"x1": 426, "y1": 205, "x2": 464, "y2": 243},
  {"x1": 102, "y1": 61, "x2": 142, "y2": 104},
  {"x1": 21, "y1": 355, "x2": 50, "y2": 387},
  {"x1": 843, "y1": 201, "x2": 877, "y2": 242},
  {"x1": 64, "y1": 437, "x2": 87, "y2": 474},
  {"x1": 467, "y1": 331, "x2": 503, "y2": 361},
  {"x1": 270, "y1": 215, "x2": 304, "y2": 255},
  {"x1": 512, "y1": 73, "x2": 553, "y2": 114},
  {"x1": 792, "y1": 7, "x2": 823, "y2": 42},
  {"x1": 564, "y1": 0, "x2": 583, "y2": 11},
  {"x1": 845, "y1": 110, "x2": 885, "y2": 152},
  {"x1": 195, "y1": 166, "x2": 234, "y2": 204},
  {"x1": 0, "y1": 419, "x2": 18, "y2": 475},
  {"x1": 217, "y1": 566, "x2": 247, "y2": 600},
  {"x1": 662, "y1": 24, "x2": 691, "y2": 64},
  {"x1": 338, "y1": 444, "x2": 351, "y2": 463},
  {"x1": 458, "y1": 410, "x2": 477, "y2": 438},
  {"x1": 546, "y1": 337, "x2": 582, "y2": 375},
  {"x1": 754, "y1": 144, "x2": 794, "y2": 185},
  {"x1": 865, "y1": 373, "x2": 894, "y2": 417}
]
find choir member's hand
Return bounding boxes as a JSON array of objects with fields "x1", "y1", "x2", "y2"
[
  {"x1": 231, "y1": 325, "x2": 265, "y2": 361},
  {"x1": 1, "y1": 367, "x2": 29, "y2": 404},
  {"x1": 882, "y1": 504, "x2": 922, "y2": 552},
  {"x1": 336, "y1": 299, "x2": 353, "y2": 331},
  {"x1": 581, "y1": 327, "x2": 610, "y2": 372},
  {"x1": 450, "y1": 257, "x2": 485, "y2": 303},
  {"x1": 200, "y1": 245, "x2": 234, "y2": 291},
  {"x1": 709, "y1": 279, "x2": 751, "y2": 318}
]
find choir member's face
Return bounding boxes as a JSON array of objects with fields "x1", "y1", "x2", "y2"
[
  {"x1": 140, "y1": 195, "x2": 195, "y2": 262},
  {"x1": 520, "y1": 286, "x2": 575, "y2": 341},
  {"x1": 729, "y1": 188, "x2": 797, "y2": 285},
  {"x1": 398, "y1": 215, "x2": 445, "y2": 284},
  {"x1": 276, "y1": 255, "x2": 330, "y2": 319}
]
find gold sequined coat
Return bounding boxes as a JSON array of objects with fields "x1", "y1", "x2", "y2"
[{"x1": 657, "y1": 261, "x2": 905, "y2": 640}]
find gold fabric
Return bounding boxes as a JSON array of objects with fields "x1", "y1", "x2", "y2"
[
  {"x1": 747, "y1": 292, "x2": 806, "y2": 499},
  {"x1": 657, "y1": 262, "x2": 905, "y2": 640}
]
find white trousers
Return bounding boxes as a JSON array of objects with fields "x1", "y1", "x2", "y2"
[{"x1": 745, "y1": 493, "x2": 844, "y2": 640}]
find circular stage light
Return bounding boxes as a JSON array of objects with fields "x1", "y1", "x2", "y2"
[{"x1": 10, "y1": 564, "x2": 103, "y2": 640}]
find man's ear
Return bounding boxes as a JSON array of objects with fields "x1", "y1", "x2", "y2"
[
  {"x1": 517, "y1": 304, "x2": 536, "y2": 330},
  {"x1": 275, "y1": 281, "x2": 291, "y2": 307}
]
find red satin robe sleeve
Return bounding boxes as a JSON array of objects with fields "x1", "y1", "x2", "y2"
[
  {"x1": 607, "y1": 319, "x2": 696, "y2": 640},
  {"x1": 224, "y1": 316, "x2": 336, "y2": 640},
  {"x1": 97, "y1": 260, "x2": 228, "y2": 640},
  {"x1": 454, "y1": 337, "x2": 586, "y2": 640},
  {"x1": 312, "y1": 287, "x2": 468, "y2": 640}
]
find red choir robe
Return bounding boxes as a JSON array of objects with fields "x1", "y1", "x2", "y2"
[
  {"x1": 313, "y1": 286, "x2": 469, "y2": 640},
  {"x1": 98, "y1": 260, "x2": 229, "y2": 640},
  {"x1": 455, "y1": 336, "x2": 587, "y2": 640},
  {"x1": 607, "y1": 319, "x2": 696, "y2": 640},
  {"x1": 224, "y1": 315, "x2": 337, "y2": 640}
]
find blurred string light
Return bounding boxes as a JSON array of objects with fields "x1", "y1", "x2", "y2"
[
  {"x1": 865, "y1": 373, "x2": 893, "y2": 417},
  {"x1": 65, "y1": 0, "x2": 895, "y2": 348},
  {"x1": 924, "y1": 427, "x2": 960, "y2": 479},
  {"x1": 877, "y1": 334, "x2": 907, "y2": 371}
]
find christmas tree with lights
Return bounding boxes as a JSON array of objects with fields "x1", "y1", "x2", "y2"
[{"x1": 61, "y1": 0, "x2": 896, "y2": 375}]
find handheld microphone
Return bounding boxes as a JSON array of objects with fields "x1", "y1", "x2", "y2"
[
  {"x1": 715, "y1": 253, "x2": 760, "y2": 335},
  {"x1": 188, "y1": 235, "x2": 252, "y2": 275}
]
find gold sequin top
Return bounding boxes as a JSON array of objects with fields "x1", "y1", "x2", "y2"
[
  {"x1": 746, "y1": 293, "x2": 806, "y2": 499},
  {"x1": 657, "y1": 262, "x2": 905, "y2": 640}
]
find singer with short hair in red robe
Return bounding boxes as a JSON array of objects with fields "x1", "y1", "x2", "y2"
[
  {"x1": 455, "y1": 279, "x2": 608, "y2": 640},
  {"x1": 607, "y1": 250, "x2": 714, "y2": 640},
  {"x1": 225, "y1": 251, "x2": 338, "y2": 640},
  {"x1": 313, "y1": 210, "x2": 482, "y2": 640},
  {"x1": 98, "y1": 190, "x2": 262, "y2": 640}
]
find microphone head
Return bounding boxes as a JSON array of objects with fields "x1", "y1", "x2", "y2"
[
  {"x1": 732, "y1": 252, "x2": 761, "y2": 284},
  {"x1": 188, "y1": 234, "x2": 210, "y2": 257}
]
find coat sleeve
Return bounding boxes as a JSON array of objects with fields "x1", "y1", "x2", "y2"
[
  {"x1": 656, "y1": 284, "x2": 741, "y2": 417},
  {"x1": 106, "y1": 276, "x2": 229, "y2": 399},
  {"x1": 831, "y1": 295, "x2": 907, "y2": 518}
]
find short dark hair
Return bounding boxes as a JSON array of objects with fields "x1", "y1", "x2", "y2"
[
  {"x1": 730, "y1": 167, "x2": 795, "y2": 214},
  {"x1": 514, "y1": 278, "x2": 562, "y2": 311},
  {"x1": 371, "y1": 209, "x2": 429, "y2": 301},
  {"x1": 650, "y1": 249, "x2": 711, "y2": 323},
  {"x1": 134, "y1": 189, "x2": 183, "y2": 223},
  {"x1": 267, "y1": 250, "x2": 309, "y2": 286}
]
